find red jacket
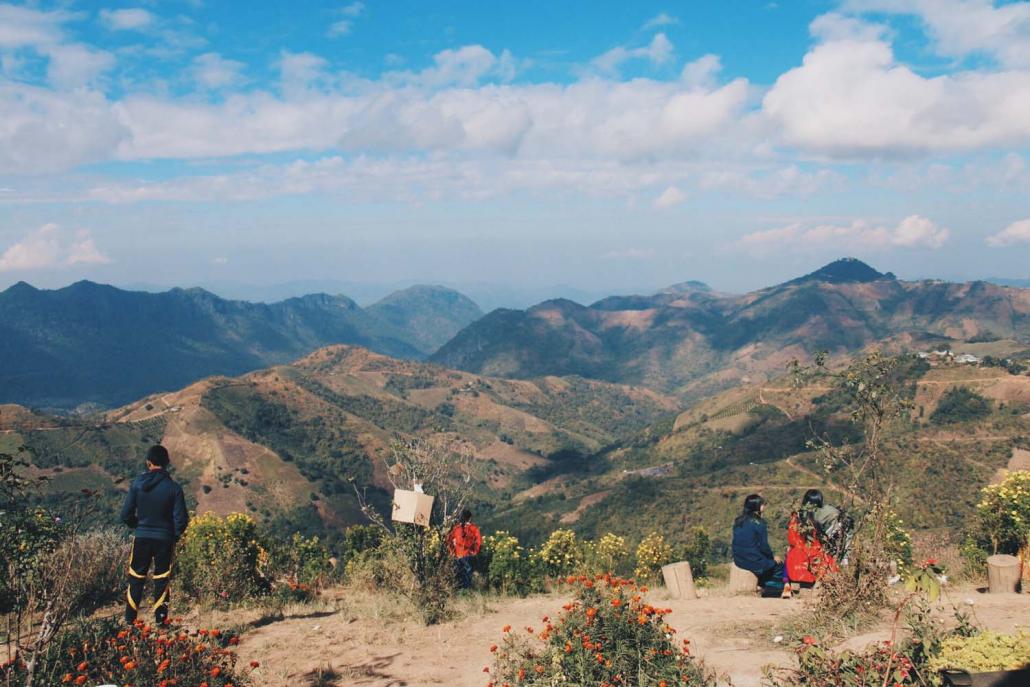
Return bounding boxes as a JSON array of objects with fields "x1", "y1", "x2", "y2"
[
  {"x1": 447, "y1": 522, "x2": 482, "y2": 558},
  {"x1": 786, "y1": 513, "x2": 838, "y2": 583}
]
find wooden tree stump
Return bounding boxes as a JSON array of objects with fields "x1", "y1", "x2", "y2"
[
  {"x1": 661, "y1": 561, "x2": 696, "y2": 599},
  {"x1": 728, "y1": 563, "x2": 759, "y2": 594},
  {"x1": 986, "y1": 554, "x2": 1021, "y2": 593}
]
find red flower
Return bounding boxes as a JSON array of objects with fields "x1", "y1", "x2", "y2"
[
  {"x1": 250, "y1": 660, "x2": 260, "y2": 668},
  {"x1": 802, "y1": 635, "x2": 817, "y2": 646}
]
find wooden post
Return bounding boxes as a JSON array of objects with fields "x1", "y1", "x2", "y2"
[
  {"x1": 986, "y1": 554, "x2": 1021, "y2": 593},
  {"x1": 728, "y1": 563, "x2": 759, "y2": 594},
  {"x1": 661, "y1": 561, "x2": 696, "y2": 599}
]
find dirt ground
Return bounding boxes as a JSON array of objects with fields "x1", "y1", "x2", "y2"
[{"x1": 205, "y1": 583, "x2": 1030, "y2": 687}]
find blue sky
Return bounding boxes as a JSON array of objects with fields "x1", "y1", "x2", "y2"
[{"x1": 0, "y1": 0, "x2": 1028, "y2": 302}]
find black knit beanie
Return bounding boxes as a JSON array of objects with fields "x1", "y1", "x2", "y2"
[{"x1": 146, "y1": 444, "x2": 170, "y2": 467}]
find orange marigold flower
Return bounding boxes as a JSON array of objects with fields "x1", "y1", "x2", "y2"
[
  {"x1": 534, "y1": 665, "x2": 545, "y2": 674},
  {"x1": 210, "y1": 667, "x2": 222, "y2": 677},
  {"x1": 517, "y1": 668, "x2": 526, "y2": 680},
  {"x1": 250, "y1": 661, "x2": 260, "y2": 668},
  {"x1": 61, "y1": 674, "x2": 73, "y2": 683},
  {"x1": 74, "y1": 677, "x2": 87, "y2": 686},
  {"x1": 483, "y1": 666, "x2": 490, "y2": 673},
  {"x1": 502, "y1": 625, "x2": 511, "y2": 633},
  {"x1": 802, "y1": 635, "x2": 817, "y2": 646},
  {"x1": 564, "y1": 642, "x2": 573, "y2": 654},
  {"x1": 123, "y1": 661, "x2": 136, "y2": 670},
  {"x1": 490, "y1": 645, "x2": 498, "y2": 652},
  {"x1": 157, "y1": 659, "x2": 171, "y2": 673},
  {"x1": 585, "y1": 608, "x2": 597, "y2": 619},
  {"x1": 611, "y1": 599, "x2": 621, "y2": 607},
  {"x1": 76, "y1": 661, "x2": 88, "y2": 672}
]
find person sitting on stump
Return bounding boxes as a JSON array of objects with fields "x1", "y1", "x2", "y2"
[
  {"x1": 786, "y1": 489, "x2": 839, "y2": 588},
  {"x1": 447, "y1": 508, "x2": 482, "y2": 589},
  {"x1": 732, "y1": 493, "x2": 791, "y2": 598},
  {"x1": 120, "y1": 444, "x2": 189, "y2": 624}
]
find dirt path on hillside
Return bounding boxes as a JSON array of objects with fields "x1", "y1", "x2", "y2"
[{"x1": 221, "y1": 583, "x2": 1030, "y2": 687}]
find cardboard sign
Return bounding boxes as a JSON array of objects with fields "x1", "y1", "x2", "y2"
[{"x1": 392, "y1": 489, "x2": 434, "y2": 527}]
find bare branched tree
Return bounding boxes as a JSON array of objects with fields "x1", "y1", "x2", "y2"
[{"x1": 354, "y1": 437, "x2": 475, "y2": 624}]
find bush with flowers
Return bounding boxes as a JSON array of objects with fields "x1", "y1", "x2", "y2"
[
  {"x1": 537, "y1": 529, "x2": 585, "y2": 578},
  {"x1": 926, "y1": 631, "x2": 1030, "y2": 679},
  {"x1": 964, "y1": 469, "x2": 1030, "y2": 568},
  {"x1": 486, "y1": 574, "x2": 716, "y2": 687},
  {"x1": 0, "y1": 616, "x2": 256, "y2": 687},
  {"x1": 634, "y1": 532, "x2": 673, "y2": 583},
  {"x1": 590, "y1": 532, "x2": 630, "y2": 575},
  {"x1": 481, "y1": 530, "x2": 542, "y2": 596},
  {"x1": 269, "y1": 532, "x2": 334, "y2": 588},
  {"x1": 176, "y1": 512, "x2": 270, "y2": 604}
]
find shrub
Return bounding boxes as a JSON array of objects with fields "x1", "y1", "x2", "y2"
[
  {"x1": 591, "y1": 532, "x2": 629, "y2": 575},
  {"x1": 481, "y1": 530, "x2": 541, "y2": 596},
  {"x1": 634, "y1": 532, "x2": 672, "y2": 583},
  {"x1": 767, "y1": 638, "x2": 920, "y2": 687},
  {"x1": 926, "y1": 631, "x2": 1030, "y2": 677},
  {"x1": 971, "y1": 470, "x2": 1030, "y2": 555},
  {"x1": 0, "y1": 616, "x2": 255, "y2": 687},
  {"x1": 537, "y1": 529, "x2": 584, "y2": 578},
  {"x1": 176, "y1": 512, "x2": 269, "y2": 603},
  {"x1": 270, "y1": 532, "x2": 334, "y2": 587},
  {"x1": 930, "y1": 387, "x2": 991, "y2": 425},
  {"x1": 678, "y1": 526, "x2": 711, "y2": 578},
  {"x1": 487, "y1": 574, "x2": 716, "y2": 686}
]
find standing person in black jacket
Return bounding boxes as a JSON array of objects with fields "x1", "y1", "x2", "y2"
[{"x1": 120, "y1": 445, "x2": 189, "y2": 624}]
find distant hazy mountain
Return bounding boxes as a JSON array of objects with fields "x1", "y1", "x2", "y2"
[
  {"x1": 432, "y1": 258, "x2": 1030, "y2": 399},
  {"x1": 0, "y1": 281, "x2": 480, "y2": 409},
  {"x1": 987, "y1": 277, "x2": 1030, "y2": 288},
  {"x1": 366, "y1": 285, "x2": 483, "y2": 353}
]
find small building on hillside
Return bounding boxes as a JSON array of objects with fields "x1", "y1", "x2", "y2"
[{"x1": 955, "y1": 353, "x2": 979, "y2": 364}]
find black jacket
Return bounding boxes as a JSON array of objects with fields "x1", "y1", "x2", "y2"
[
  {"x1": 120, "y1": 469, "x2": 189, "y2": 541},
  {"x1": 732, "y1": 516, "x2": 776, "y2": 575}
]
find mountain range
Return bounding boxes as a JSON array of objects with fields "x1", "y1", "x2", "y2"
[
  {"x1": 0, "y1": 281, "x2": 481, "y2": 410},
  {"x1": 433, "y1": 258, "x2": 1030, "y2": 399},
  {"x1": 3, "y1": 258, "x2": 1028, "y2": 411}
]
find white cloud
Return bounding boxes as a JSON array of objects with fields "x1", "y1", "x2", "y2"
[
  {"x1": 46, "y1": 44, "x2": 115, "y2": 88},
  {"x1": 340, "y1": 2, "x2": 365, "y2": 17},
  {"x1": 0, "y1": 4, "x2": 66, "y2": 48},
  {"x1": 66, "y1": 230, "x2": 112, "y2": 265},
  {"x1": 654, "y1": 186, "x2": 686, "y2": 208},
  {"x1": 763, "y1": 28, "x2": 1030, "y2": 157},
  {"x1": 277, "y1": 51, "x2": 329, "y2": 94},
  {"x1": 0, "y1": 224, "x2": 110, "y2": 271},
  {"x1": 986, "y1": 218, "x2": 1030, "y2": 246},
  {"x1": 328, "y1": 2, "x2": 365, "y2": 38},
  {"x1": 591, "y1": 33, "x2": 674, "y2": 76},
  {"x1": 0, "y1": 82, "x2": 128, "y2": 173},
  {"x1": 845, "y1": 0, "x2": 1030, "y2": 68},
  {"x1": 327, "y1": 20, "x2": 353, "y2": 37},
  {"x1": 192, "y1": 52, "x2": 245, "y2": 89},
  {"x1": 680, "y1": 54, "x2": 722, "y2": 88},
  {"x1": 737, "y1": 214, "x2": 950, "y2": 254},
  {"x1": 99, "y1": 8, "x2": 154, "y2": 31},
  {"x1": 643, "y1": 13, "x2": 679, "y2": 30}
]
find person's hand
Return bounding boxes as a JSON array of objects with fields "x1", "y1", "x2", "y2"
[{"x1": 774, "y1": 555, "x2": 782, "y2": 564}]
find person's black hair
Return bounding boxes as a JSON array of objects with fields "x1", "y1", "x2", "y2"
[
  {"x1": 733, "y1": 493, "x2": 764, "y2": 529},
  {"x1": 801, "y1": 489, "x2": 823, "y2": 509},
  {"x1": 460, "y1": 508, "x2": 472, "y2": 524},
  {"x1": 146, "y1": 444, "x2": 170, "y2": 468}
]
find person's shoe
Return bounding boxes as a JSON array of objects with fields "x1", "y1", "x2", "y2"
[{"x1": 781, "y1": 586, "x2": 793, "y2": 599}]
